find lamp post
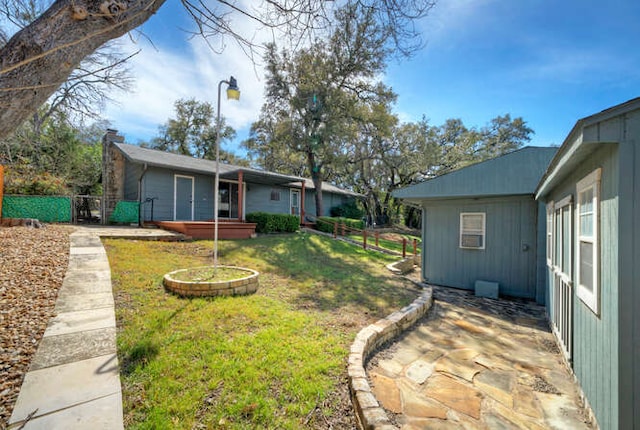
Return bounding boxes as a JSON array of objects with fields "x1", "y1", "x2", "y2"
[{"x1": 214, "y1": 76, "x2": 240, "y2": 269}]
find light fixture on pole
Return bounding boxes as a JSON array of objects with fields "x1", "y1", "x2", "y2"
[{"x1": 214, "y1": 76, "x2": 240, "y2": 270}]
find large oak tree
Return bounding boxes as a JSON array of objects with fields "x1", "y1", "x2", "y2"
[{"x1": 0, "y1": 0, "x2": 434, "y2": 140}]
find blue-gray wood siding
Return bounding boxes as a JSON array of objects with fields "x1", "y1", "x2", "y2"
[
  {"x1": 420, "y1": 195, "x2": 538, "y2": 299},
  {"x1": 611, "y1": 111, "x2": 640, "y2": 429},
  {"x1": 543, "y1": 144, "x2": 619, "y2": 430},
  {"x1": 244, "y1": 183, "x2": 290, "y2": 215},
  {"x1": 126, "y1": 162, "x2": 357, "y2": 222},
  {"x1": 302, "y1": 190, "x2": 351, "y2": 217},
  {"x1": 123, "y1": 162, "x2": 141, "y2": 201},
  {"x1": 136, "y1": 167, "x2": 215, "y2": 221}
]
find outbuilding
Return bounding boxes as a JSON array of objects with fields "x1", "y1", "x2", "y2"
[{"x1": 393, "y1": 146, "x2": 557, "y2": 302}]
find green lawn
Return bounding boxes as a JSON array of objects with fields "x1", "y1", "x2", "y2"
[{"x1": 105, "y1": 232, "x2": 420, "y2": 429}]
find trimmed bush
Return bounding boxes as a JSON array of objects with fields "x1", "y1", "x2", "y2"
[
  {"x1": 246, "y1": 212, "x2": 300, "y2": 233},
  {"x1": 316, "y1": 216, "x2": 364, "y2": 234},
  {"x1": 330, "y1": 201, "x2": 364, "y2": 219}
]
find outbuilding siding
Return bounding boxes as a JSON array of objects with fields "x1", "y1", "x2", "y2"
[
  {"x1": 543, "y1": 144, "x2": 619, "y2": 429},
  {"x1": 421, "y1": 196, "x2": 539, "y2": 299}
]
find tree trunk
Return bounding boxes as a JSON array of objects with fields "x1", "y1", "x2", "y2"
[
  {"x1": 0, "y1": 0, "x2": 166, "y2": 139},
  {"x1": 307, "y1": 151, "x2": 323, "y2": 217}
]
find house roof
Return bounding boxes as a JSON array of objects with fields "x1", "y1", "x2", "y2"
[
  {"x1": 114, "y1": 142, "x2": 305, "y2": 186},
  {"x1": 393, "y1": 146, "x2": 558, "y2": 203},
  {"x1": 112, "y1": 142, "x2": 360, "y2": 196},
  {"x1": 287, "y1": 178, "x2": 363, "y2": 197},
  {"x1": 536, "y1": 96, "x2": 640, "y2": 199}
]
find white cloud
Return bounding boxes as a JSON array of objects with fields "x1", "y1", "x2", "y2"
[{"x1": 103, "y1": 7, "x2": 273, "y2": 143}]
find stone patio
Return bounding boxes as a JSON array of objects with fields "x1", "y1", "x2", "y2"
[{"x1": 366, "y1": 286, "x2": 594, "y2": 429}]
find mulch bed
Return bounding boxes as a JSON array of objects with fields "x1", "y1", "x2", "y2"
[{"x1": 0, "y1": 225, "x2": 71, "y2": 428}]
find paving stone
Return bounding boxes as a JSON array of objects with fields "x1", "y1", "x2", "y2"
[
  {"x1": 452, "y1": 319, "x2": 491, "y2": 335},
  {"x1": 424, "y1": 374, "x2": 482, "y2": 420},
  {"x1": 420, "y1": 349, "x2": 445, "y2": 364},
  {"x1": 9, "y1": 392, "x2": 124, "y2": 430},
  {"x1": 400, "y1": 385, "x2": 448, "y2": 419},
  {"x1": 370, "y1": 373, "x2": 402, "y2": 413},
  {"x1": 376, "y1": 358, "x2": 404, "y2": 376},
  {"x1": 490, "y1": 398, "x2": 547, "y2": 430},
  {"x1": 446, "y1": 348, "x2": 479, "y2": 362},
  {"x1": 402, "y1": 418, "x2": 464, "y2": 429},
  {"x1": 405, "y1": 359, "x2": 434, "y2": 384},
  {"x1": 55, "y1": 292, "x2": 114, "y2": 313},
  {"x1": 535, "y1": 392, "x2": 591, "y2": 429},
  {"x1": 434, "y1": 356, "x2": 481, "y2": 382},
  {"x1": 474, "y1": 369, "x2": 514, "y2": 408},
  {"x1": 513, "y1": 384, "x2": 544, "y2": 419},
  {"x1": 70, "y1": 246, "x2": 106, "y2": 255},
  {"x1": 9, "y1": 354, "x2": 121, "y2": 424},
  {"x1": 43, "y1": 307, "x2": 115, "y2": 337},
  {"x1": 30, "y1": 327, "x2": 116, "y2": 370}
]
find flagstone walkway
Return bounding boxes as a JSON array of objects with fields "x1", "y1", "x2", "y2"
[{"x1": 366, "y1": 286, "x2": 594, "y2": 429}]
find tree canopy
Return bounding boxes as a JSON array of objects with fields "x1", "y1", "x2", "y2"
[
  {"x1": 0, "y1": 0, "x2": 435, "y2": 140},
  {"x1": 145, "y1": 97, "x2": 247, "y2": 165}
]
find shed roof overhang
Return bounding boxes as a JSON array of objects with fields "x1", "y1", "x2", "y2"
[
  {"x1": 535, "y1": 96, "x2": 640, "y2": 200},
  {"x1": 219, "y1": 169, "x2": 304, "y2": 186},
  {"x1": 535, "y1": 140, "x2": 618, "y2": 200},
  {"x1": 399, "y1": 192, "x2": 535, "y2": 206}
]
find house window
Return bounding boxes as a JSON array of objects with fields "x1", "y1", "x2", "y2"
[
  {"x1": 576, "y1": 168, "x2": 601, "y2": 315},
  {"x1": 270, "y1": 189, "x2": 281, "y2": 201},
  {"x1": 553, "y1": 196, "x2": 572, "y2": 276},
  {"x1": 460, "y1": 212, "x2": 485, "y2": 249}
]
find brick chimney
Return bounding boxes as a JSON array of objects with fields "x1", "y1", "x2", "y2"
[{"x1": 101, "y1": 129, "x2": 125, "y2": 224}]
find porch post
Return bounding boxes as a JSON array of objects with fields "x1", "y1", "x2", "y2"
[
  {"x1": 300, "y1": 180, "x2": 306, "y2": 225},
  {"x1": 237, "y1": 170, "x2": 243, "y2": 221}
]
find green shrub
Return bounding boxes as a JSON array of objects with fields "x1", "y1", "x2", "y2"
[
  {"x1": 246, "y1": 212, "x2": 300, "y2": 233},
  {"x1": 329, "y1": 201, "x2": 364, "y2": 219},
  {"x1": 316, "y1": 216, "x2": 364, "y2": 234}
]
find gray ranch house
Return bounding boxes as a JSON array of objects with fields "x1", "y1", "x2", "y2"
[
  {"x1": 101, "y1": 129, "x2": 359, "y2": 237},
  {"x1": 395, "y1": 97, "x2": 640, "y2": 430},
  {"x1": 393, "y1": 146, "x2": 558, "y2": 302}
]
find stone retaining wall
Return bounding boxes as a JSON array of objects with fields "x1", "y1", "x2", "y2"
[
  {"x1": 348, "y1": 287, "x2": 433, "y2": 429},
  {"x1": 163, "y1": 266, "x2": 259, "y2": 297}
]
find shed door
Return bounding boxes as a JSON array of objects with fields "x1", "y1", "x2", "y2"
[{"x1": 174, "y1": 175, "x2": 194, "y2": 221}]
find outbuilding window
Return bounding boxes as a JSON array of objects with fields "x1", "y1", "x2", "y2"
[
  {"x1": 270, "y1": 189, "x2": 281, "y2": 201},
  {"x1": 460, "y1": 212, "x2": 485, "y2": 249},
  {"x1": 576, "y1": 168, "x2": 601, "y2": 315}
]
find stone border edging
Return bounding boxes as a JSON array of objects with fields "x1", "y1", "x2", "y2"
[
  {"x1": 163, "y1": 266, "x2": 259, "y2": 297},
  {"x1": 348, "y1": 287, "x2": 433, "y2": 430}
]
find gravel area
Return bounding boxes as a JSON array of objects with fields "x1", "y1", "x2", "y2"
[{"x1": 0, "y1": 225, "x2": 71, "y2": 428}]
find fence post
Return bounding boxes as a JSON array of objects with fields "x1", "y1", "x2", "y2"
[
  {"x1": 413, "y1": 238, "x2": 418, "y2": 256},
  {"x1": 341, "y1": 222, "x2": 345, "y2": 236},
  {"x1": 402, "y1": 238, "x2": 407, "y2": 258},
  {"x1": 333, "y1": 221, "x2": 337, "y2": 238},
  {"x1": 375, "y1": 231, "x2": 379, "y2": 247},
  {"x1": 363, "y1": 230, "x2": 367, "y2": 250}
]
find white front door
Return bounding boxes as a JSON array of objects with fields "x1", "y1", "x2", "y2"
[{"x1": 290, "y1": 189, "x2": 300, "y2": 216}]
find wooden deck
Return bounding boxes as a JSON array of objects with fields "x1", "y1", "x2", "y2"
[{"x1": 153, "y1": 221, "x2": 257, "y2": 239}]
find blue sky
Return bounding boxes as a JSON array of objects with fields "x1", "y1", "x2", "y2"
[{"x1": 103, "y1": 0, "x2": 640, "y2": 153}]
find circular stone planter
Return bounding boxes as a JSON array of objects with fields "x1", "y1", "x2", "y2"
[{"x1": 163, "y1": 265, "x2": 259, "y2": 297}]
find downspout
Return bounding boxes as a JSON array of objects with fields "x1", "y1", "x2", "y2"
[{"x1": 138, "y1": 163, "x2": 148, "y2": 226}]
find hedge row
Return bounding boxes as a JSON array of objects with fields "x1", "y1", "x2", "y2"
[
  {"x1": 316, "y1": 216, "x2": 364, "y2": 234},
  {"x1": 246, "y1": 212, "x2": 300, "y2": 233}
]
